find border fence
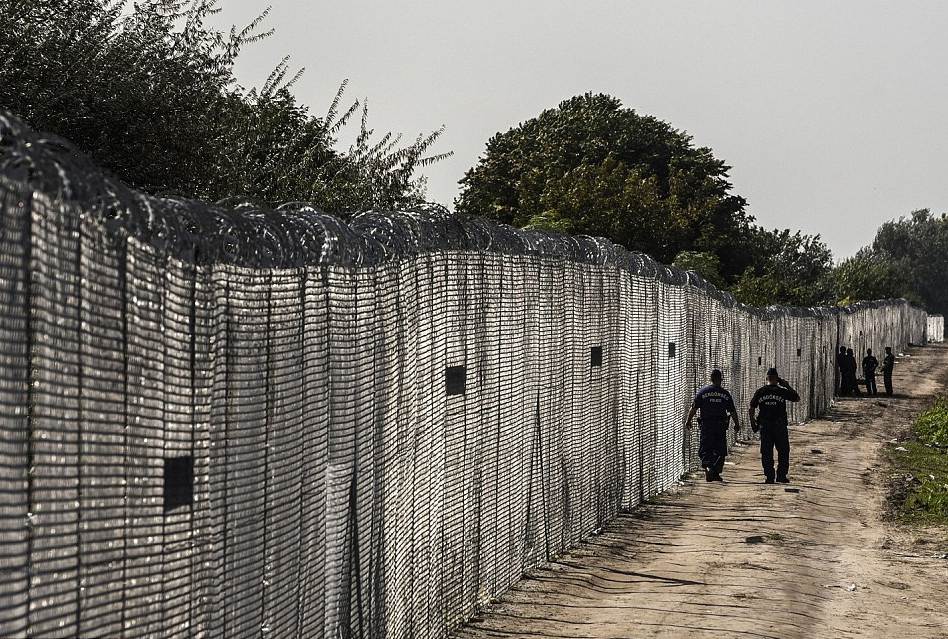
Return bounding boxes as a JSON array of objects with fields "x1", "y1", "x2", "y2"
[
  {"x1": 928, "y1": 315, "x2": 944, "y2": 342},
  {"x1": 0, "y1": 112, "x2": 929, "y2": 638}
]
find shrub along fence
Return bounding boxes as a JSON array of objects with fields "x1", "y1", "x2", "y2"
[{"x1": 0, "y1": 113, "x2": 929, "y2": 638}]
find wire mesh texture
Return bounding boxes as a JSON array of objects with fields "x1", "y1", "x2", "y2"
[
  {"x1": 0, "y1": 111, "x2": 931, "y2": 638},
  {"x1": 928, "y1": 315, "x2": 944, "y2": 342}
]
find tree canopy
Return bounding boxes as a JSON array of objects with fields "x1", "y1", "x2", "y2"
[
  {"x1": 0, "y1": 0, "x2": 449, "y2": 212},
  {"x1": 456, "y1": 93, "x2": 753, "y2": 276},
  {"x1": 833, "y1": 247, "x2": 910, "y2": 307},
  {"x1": 835, "y1": 209, "x2": 948, "y2": 313},
  {"x1": 457, "y1": 93, "x2": 836, "y2": 306},
  {"x1": 732, "y1": 227, "x2": 834, "y2": 307},
  {"x1": 671, "y1": 251, "x2": 726, "y2": 289}
]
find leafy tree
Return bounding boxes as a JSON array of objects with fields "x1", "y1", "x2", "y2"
[
  {"x1": 672, "y1": 251, "x2": 725, "y2": 289},
  {"x1": 869, "y1": 209, "x2": 948, "y2": 314},
  {"x1": 0, "y1": 0, "x2": 448, "y2": 211},
  {"x1": 732, "y1": 227, "x2": 834, "y2": 307},
  {"x1": 456, "y1": 93, "x2": 752, "y2": 275},
  {"x1": 833, "y1": 247, "x2": 910, "y2": 306}
]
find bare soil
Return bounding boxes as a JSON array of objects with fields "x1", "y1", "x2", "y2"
[{"x1": 453, "y1": 343, "x2": 948, "y2": 639}]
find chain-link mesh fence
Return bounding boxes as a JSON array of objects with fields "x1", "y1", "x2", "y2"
[
  {"x1": 0, "y1": 112, "x2": 930, "y2": 638},
  {"x1": 928, "y1": 315, "x2": 944, "y2": 342}
]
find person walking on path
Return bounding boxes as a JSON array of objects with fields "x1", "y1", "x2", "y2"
[
  {"x1": 862, "y1": 348, "x2": 879, "y2": 396},
  {"x1": 685, "y1": 369, "x2": 741, "y2": 482},
  {"x1": 881, "y1": 347, "x2": 896, "y2": 396},
  {"x1": 749, "y1": 368, "x2": 801, "y2": 484}
]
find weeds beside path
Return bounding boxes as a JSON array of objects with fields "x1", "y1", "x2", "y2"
[{"x1": 886, "y1": 397, "x2": 948, "y2": 525}]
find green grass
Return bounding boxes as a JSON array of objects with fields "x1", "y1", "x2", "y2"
[
  {"x1": 915, "y1": 397, "x2": 948, "y2": 448},
  {"x1": 886, "y1": 397, "x2": 948, "y2": 525}
]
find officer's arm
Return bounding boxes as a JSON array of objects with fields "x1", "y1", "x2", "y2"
[
  {"x1": 727, "y1": 397, "x2": 741, "y2": 430},
  {"x1": 779, "y1": 379, "x2": 801, "y2": 402},
  {"x1": 684, "y1": 400, "x2": 699, "y2": 429},
  {"x1": 748, "y1": 393, "x2": 759, "y2": 432}
]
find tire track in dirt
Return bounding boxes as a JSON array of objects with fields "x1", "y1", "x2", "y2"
[{"x1": 452, "y1": 343, "x2": 948, "y2": 639}]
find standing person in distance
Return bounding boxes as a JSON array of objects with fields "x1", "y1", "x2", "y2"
[
  {"x1": 684, "y1": 369, "x2": 741, "y2": 482},
  {"x1": 846, "y1": 348, "x2": 862, "y2": 395},
  {"x1": 836, "y1": 345, "x2": 849, "y2": 395},
  {"x1": 749, "y1": 368, "x2": 801, "y2": 484},
  {"x1": 862, "y1": 348, "x2": 879, "y2": 396},
  {"x1": 881, "y1": 347, "x2": 896, "y2": 396}
]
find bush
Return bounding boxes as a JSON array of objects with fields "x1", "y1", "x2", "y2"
[
  {"x1": 886, "y1": 398, "x2": 948, "y2": 524},
  {"x1": 903, "y1": 475, "x2": 948, "y2": 518},
  {"x1": 0, "y1": 0, "x2": 448, "y2": 211},
  {"x1": 915, "y1": 397, "x2": 948, "y2": 449}
]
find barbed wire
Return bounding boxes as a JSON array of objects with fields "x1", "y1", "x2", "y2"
[{"x1": 0, "y1": 109, "x2": 914, "y2": 317}]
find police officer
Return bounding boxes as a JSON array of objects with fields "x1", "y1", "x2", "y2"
[
  {"x1": 749, "y1": 368, "x2": 801, "y2": 484},
  {"x1": 862, "y1": 348, "x2": 879, "y2": 396},
  {"x1": 881, "y1": 347, "x2": 896, "y2": 396},
  {"x1": 846, "y1": 348, "x2": 861, "y2": 395},
  {"x1": 835, "y1": 345, "x2": 848, "y2": 395},
  {"x1": 684, "y1": 369, "x2": 740, "y2": 482}
]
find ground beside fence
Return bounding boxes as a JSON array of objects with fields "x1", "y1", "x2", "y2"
[{"x1": 453, "y1": 343, "x2": 948, "y2": 639}]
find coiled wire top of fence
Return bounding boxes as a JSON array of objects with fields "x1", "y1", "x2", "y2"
[{"x1": 0, "y1": 110, "x2": 911, "y2": 320}]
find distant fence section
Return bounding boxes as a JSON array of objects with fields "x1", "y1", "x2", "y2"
[
  {"x1": 929, "y1": 315, "x2": 945, "y2": 342},
  {"x1": 0, "y1": 113, "x2": 930, "y2": 639}
]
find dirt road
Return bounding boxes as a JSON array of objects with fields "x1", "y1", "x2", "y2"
[{"x1": 453, "y1": 343, "x2": 948, "y2": 639}]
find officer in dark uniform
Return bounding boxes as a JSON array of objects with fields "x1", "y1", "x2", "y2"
[
  {"x1": 881, "y1": 347, "x2": 896, "y2": 396},
  {"x1": 835, "y1": 345, "x2": 848, "y2": 395},
  {"x1": 749, "y1": 367, "x2": 801, "y2": 484},
  {"x1": 684, "y1": 369, "x2": 740, "y2": 482},
  {"x1": 862, "y1": 349, "x2": 879, "y2": 396},
  {"x1": 846, "y1": 348, "x2": 861, "y2": 395}
]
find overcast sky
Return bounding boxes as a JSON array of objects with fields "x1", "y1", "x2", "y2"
[{"x1": 212, "y1": 0, "x2": 948, "y2": 259}]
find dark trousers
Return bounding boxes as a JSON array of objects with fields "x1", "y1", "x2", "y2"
[
  {"x1": 884, "y1": 371, "x2": 893, "y2": 396},
  {"x1": 848, "y1": 371, "x2": 861, "y2": 395},
  {"x1": 840, "y1": 371, "x2": 858, "y2": 395},
  {"x1": 699, "y1": 421, "x2": 728, "y2": 474},
  {"x1": 760, "y1": 423, "x2": 790, "y2": 480},
  {"x1": 865, "y1": 374, "x2": 877, "y2": 395}
]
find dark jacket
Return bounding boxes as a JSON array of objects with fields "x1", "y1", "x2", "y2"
[
  {"x1": 750, "y1": 383, "x2": 801, "y2": 428},
  {"x1": 881, "y1": 353, "x2": 896, "y2": 374}
]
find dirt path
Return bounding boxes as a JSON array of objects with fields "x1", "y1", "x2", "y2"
[{"x1": 453, "y1": 343, "x2": 948, "y2": 639}]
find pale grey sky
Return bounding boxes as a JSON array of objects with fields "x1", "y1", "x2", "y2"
[{"x1": 213, "y1": 0, "x2": 948, "y2": 259}]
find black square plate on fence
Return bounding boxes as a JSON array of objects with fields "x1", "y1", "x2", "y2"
[
  {"x1": 668, "y1": 342, "x2": 676, "y2": 358},
  {"x1": 446, "y1": 365, "x2": 466, "y2": 396},
  {"x1": 590, "y1": 346, "x2": 602, "y2": 367},
  {"x1": 164, "y1": 456, "x2": 194, "y2": 513}
]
